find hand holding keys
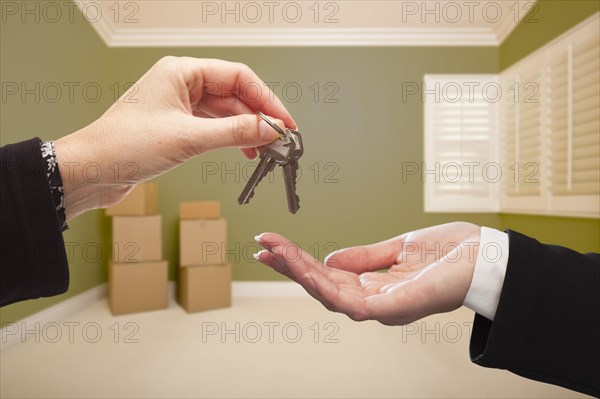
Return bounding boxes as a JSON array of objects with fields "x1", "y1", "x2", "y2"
[{"x1": 238, "y1": 112, "x2": 304, "y2": 214}]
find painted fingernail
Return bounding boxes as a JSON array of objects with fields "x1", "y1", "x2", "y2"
[
  {"x1": 256, "y1": 235, "x2": 275, "y2": 251},
  {"x1": 253, "y1": 252, "x2": 260, "y2": 260},
  {"x1": 323, "y1": 250, "x2": 338, "y2": 265}
]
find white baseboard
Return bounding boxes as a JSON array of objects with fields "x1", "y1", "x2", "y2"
[
  {"x1": 1, "y1": 284, "x2": 107, "y2": 351},
  {"x1": 168, "y1": 281, "x2": 306, "y2": 298},
  {"x1": 1, "y1": 281, "x2": 306, "y2": 351}
]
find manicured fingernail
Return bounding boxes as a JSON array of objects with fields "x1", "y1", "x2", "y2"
[
  {"x1": 253, "y1": 252, "x2": 260, "y2": 260},
  {"x1": 254, "y1": 235, "x2": 262, "y2": 243},
  {"x1": 323, "y1": 250, "x2": 338, "y2": 265}
]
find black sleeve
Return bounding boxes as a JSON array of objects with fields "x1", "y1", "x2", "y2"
[
  {"x1": 470, "y1": 230, "x2": 600, "y2": 397},
  {"x1": 0, "y1": 138, "x2": 69, "y2": 307}
]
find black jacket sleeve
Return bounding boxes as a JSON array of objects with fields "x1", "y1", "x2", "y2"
[
  {"x1": 470, "y1": 230, "x2": 600, "y2": 397},
  {"x1": 0, "y1": 138, "x2": 69, "y2": 307}
]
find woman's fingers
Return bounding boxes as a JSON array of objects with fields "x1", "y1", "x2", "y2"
[
  {"x1": 306, "y1": 271, "x2": 371, "y2": 321},
  {"x1": 192, "y1": 93, "x2": 254, "y2": 119},
  {"x1": 255, "y1": 249, "x2": 330, "y2": 308},
  {"x1": 178, "y1": 57, "x2": 297, "y2": 129},
  {"x1": 167, "y1": 57, "x2": 298, "y2": 158},
  {"x1": 256, "y1": 232, "x2": 359, "y2": 285},
  {"x1": 255, "y1": 232, "x2": 331, "y2": 281},
  {"x1": 254, "y1": 249, "x2": 294, "y2": 280},
  {"x1": 257, "y1": 248, "x2": 369, "y2": 320},
  {"x1": 241, "y1": 147, "x2": 258, "y2": 159},
  {"x1": 184, "y1": 114, "x2": 282, "y2": 154},
  {"x1": 323, "y1": 235, "x2": 407, "y2": 274},
  {"x1": 255, "y1": 232, "x2": 372, "y2": 320}
]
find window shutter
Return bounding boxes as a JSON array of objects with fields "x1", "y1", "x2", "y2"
[
  {"x1": 549, "y1": 21, "x2": 600, "y2": 196},
  {"x1": 501, "y1": 13, "x2": 599, "y2": 217},
  {"x1": 547, "y1": 16, "x2": 600, "y2": 216},
  {"x1": 424, "y1": 14, "x2": 598, "y2": 217},
  {"x1": 500, "y1": 52, "x2": 545, "y2": 213},
  {"x1": 424, "y1": 75, "x2": 499, "y2": 212}
]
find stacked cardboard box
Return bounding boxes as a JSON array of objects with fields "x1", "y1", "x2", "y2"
[
  {"x1": 106, "y1": 182, "x2": 168, "y2": 315},
  {"x1": 178, "y1": 201, "x2": 232, "y2": 312}
]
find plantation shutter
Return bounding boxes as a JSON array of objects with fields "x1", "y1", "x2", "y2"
[
  {"x1": 423, "y1": 14, "x2": 598, "y2": 217},
  {"x1": 424, "y1": 76, "x2": 499, "y2": 212},
  {"x1": 500, "y1": 52, "x2": 545, "y2": 213},
  {"x1": 549, "y1": 21, "x2": 600, "y2": 196},
  {"x1": 547, "y1": 16, "x2": 600, "y2": 216}
]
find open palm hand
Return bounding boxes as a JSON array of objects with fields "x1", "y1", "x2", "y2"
[{"x1": 255, "y1": 222, "x2": 480, "y2": 325}]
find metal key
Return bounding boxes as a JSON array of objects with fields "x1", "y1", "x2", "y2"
[
  {"x1": 281, "y1": 130, "x2": 303, "y2": 214},
  {"x1": 238, "y1": 128, "x2": 295, "y2": 206},
  {"x1": 238, "y1": 113, "x2": 303, "y2": 214},
  {"x1": 237, "y1": 151, "x2": 277, "y2": 206}
]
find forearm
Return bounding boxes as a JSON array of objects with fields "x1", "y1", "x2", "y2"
[
  {"x1": 53, "y1": 119, "x2": 137, "y2": 220},
  {"x1": 469, "y1": 230, "x2": 600, "y2": 396},
  {"x1": 0, "y1": 138, "x2": 70, "y2": 306}
]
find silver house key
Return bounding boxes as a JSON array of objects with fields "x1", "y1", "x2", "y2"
[
  {"x1": 237, "y1": 131, "x2": 292, "y2": 206},
  {"x1": 281, "y1": 130, "x2": 303, "y2": 214},
  {"x1": 238, "y1": 112, "x2": 303, "y2": 214}
]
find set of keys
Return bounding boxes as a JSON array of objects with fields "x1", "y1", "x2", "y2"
[{"x1": 238, "y1": 112, "x2": 304, "y2": 214}]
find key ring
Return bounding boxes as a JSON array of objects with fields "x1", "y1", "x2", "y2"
[{"x1": 257, "y1": 111, "x2": 287, "y2": 139}]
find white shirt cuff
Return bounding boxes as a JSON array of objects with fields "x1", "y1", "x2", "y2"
[{"x1": 463, "y1": 227, "x2": 509, "y2": 321}]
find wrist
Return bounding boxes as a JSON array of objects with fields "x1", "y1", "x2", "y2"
[
  {"x1": 54, "y1": 137, "x2": 89, "y2": 220},
  {"x1": 463, "y1": 227, "x2": 509, "y2": 321},
  {"x1": 54, "y1": 126, "x2": 112, "y2": 220},
  {"x1": 40, "y1": 140, "x2": 68, "y2": 231}
]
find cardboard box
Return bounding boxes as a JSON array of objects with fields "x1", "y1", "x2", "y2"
[
  {"x1": 106, "y1": 182, "x2": 158, "y2": 216},
  {"x1": 180, "y1": 219, "x2": 227, "y2": 266},
  {"x1": 109, "y1": 260, "x2": 168, "y2": 315},
  {"x1": 180, "y1": 201, "x2": 220, "y2": 220},
  {"x1": 112, "y1": 215, "x2": 162, "y2": 263},
  {"x1": 178, "y1": 264, "x2": 232, "y2": 312}
]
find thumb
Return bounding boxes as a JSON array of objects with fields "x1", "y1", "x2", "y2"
[
  {"x1": 324, "y1": 236, "x2": 406, "y2": 273},
  {"x1": 189, "y1": 114, "x2": 284, "y2": 152}
]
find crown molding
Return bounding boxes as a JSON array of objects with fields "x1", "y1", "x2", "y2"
[
  {"x1": 78, "y1": 0, "x2": 532, "y2": 47},
  {"x1": 78, "y1": 0, "x2": 516, "y2": 48},
  {"x1": 494, "y1": 13, "x2": 520, "y2": 44},
  {"x1": 89, "y1": 25, "x2": 503, "y2": 47}
]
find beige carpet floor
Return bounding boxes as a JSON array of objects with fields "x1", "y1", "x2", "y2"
[{"x1": 0, "y1": 297, "x2": 588, "y2": 398}]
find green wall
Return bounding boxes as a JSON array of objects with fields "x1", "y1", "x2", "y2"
[
  {"x1": 500, "y1": 0, "x2": 600, "y2": 70},
  {"x1": 500, "y1": 214, "x2": 599, "y2": 254},
  {"x1": 499, "y1": 0, "x2": 600, "y2": 253},
  {"x1": 0, "y1": 8, "x2": 115, "y2": 324},
  {"x1": 111, "y1": 46, "x2": 500, "y2": 283},
  {"x1": 2, "y1": 1, "x2": 598, "y2": 324},
  {"x1": 0, "y1": 5, "x2": 498, "y2": 324}
]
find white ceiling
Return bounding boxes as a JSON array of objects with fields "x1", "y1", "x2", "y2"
[{"x1": 79, "y1": 0, "x2": 536, "y2": 47}]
